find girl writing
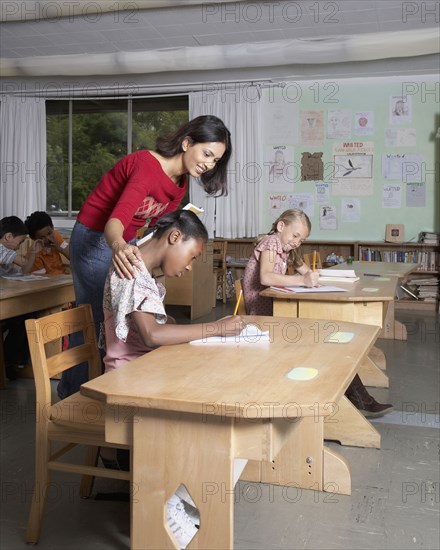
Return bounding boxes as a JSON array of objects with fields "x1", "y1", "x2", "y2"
[
  {"x1": 242, "y1": 209, "x2": 393, "y2": 418},
  {"x1": 103, "y1": 209, "x2": 244, "y2": 371}
]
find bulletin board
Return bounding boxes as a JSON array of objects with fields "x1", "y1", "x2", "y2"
[{"x1": 260, "y1": 75, "x2": 439, "y2": 241}]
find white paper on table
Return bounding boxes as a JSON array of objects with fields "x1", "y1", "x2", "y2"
[
  {"x1": 270, "y1": 285, "x2": 348, "y2": 293},
  {"x1": 189, "y1": 323, "x2": 270, "y2": 345}
]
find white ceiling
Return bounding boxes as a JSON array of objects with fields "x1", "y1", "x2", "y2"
[
  {"x1": 0, "y1": 0, "x2": 440, "y2": 89},
  {"x1": 1, "y1": 0, "x2": 438, "y2": 60}
]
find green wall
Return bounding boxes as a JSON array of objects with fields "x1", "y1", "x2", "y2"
[{"x1": 260, "y1": 75, "x2": 439, "y2": 241}]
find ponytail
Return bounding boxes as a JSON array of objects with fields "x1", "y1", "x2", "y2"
[{"x1": 152, "y1": 210, "x2": 208, "y2": 242}]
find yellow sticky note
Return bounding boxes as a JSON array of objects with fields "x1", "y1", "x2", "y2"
[
  {"x1": 325, "y1": 331, "x2": 354, "y2": 344},
  {"x1": 286, "y1": 367, "x2": 318, "y2": 381}
]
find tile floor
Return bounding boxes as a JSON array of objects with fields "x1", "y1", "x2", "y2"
[{"x1": 1, "y1": 305, "x2": 439, "y2": 550}]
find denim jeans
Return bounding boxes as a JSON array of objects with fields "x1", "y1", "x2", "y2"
[{"x1": 57, "y1": 221, "x2": 113, "y2": 399}]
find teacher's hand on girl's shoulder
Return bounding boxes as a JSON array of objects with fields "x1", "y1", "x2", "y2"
[{"x1": 111, "y1": 242, "x2": 143, "y2": 280}]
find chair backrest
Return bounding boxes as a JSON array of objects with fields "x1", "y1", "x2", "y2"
[
  {"x1": 213, "y1": 240, "x2": 228, "y2": 271},
  {"x1": 25, "y1": 304, "x2": 101, "y2": 408},
  {"x1": 303, "y1": 252, "x2": 322, "y2": 270},
  {"x1": 234, "y1": 279, "x2": 247, "y2": 315}
]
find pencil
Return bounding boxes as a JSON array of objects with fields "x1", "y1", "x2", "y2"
[
  {"x1": 312, "y1": 250, "x2": 317, "y2": 272},
  {"x1": 233, "y1": 289, "x2": 243, "y2": 315}
]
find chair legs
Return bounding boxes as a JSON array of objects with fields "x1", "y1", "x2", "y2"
[
  {"x1": 79, "y1": 446, "x2": 99, "y2": 498},
  {"x1": 26, "y1": 441, "x2": 49, "y2": 544}
]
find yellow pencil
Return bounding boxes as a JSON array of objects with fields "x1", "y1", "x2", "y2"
[
  {"x1": 312, "y1": 250, "x2": 317, "y2": 272},
  {"x1": 233, "y1": 289, "x2": 243, "y2": 315}
]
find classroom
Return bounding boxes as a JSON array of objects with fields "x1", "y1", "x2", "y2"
[{"x1": 0, "y1": 1, "x2": 439, "y2": 549}]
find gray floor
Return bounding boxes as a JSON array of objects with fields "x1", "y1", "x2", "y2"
[{"x1": 1, "y1": 306, "x2": 439, "y2": 550}]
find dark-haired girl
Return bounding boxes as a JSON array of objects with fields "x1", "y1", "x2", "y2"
[{"x1": 102, "y1": 209, "x2": 244, "y2": 372}]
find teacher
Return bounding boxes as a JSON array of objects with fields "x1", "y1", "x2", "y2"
[{"x1": 58, "y1": 115, "x2": 231, "y2": 398}]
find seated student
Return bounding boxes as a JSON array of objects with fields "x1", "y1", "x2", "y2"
[
  {"x1": 101, "y1": 209, "x2": 246, "y2": 549},
  {"x1": 0, "y1": 216, "x2": 43, "y2": 380},
  {"x1": 242, "y1": 208, "x2": 393, "y2": 418},
  {"x1": 25, "y1": 211, "x2": 70, "y2": 274}
]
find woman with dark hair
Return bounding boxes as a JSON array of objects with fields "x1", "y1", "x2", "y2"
[{"x1": 59, "y1": 115, "x2": 231, "y2": 398}]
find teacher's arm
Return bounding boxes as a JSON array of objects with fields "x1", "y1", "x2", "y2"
[{"x1": 105, "y1": 218, "x2": 142, "y2": 280}]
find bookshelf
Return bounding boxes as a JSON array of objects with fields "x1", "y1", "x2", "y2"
[
  {"x1": 357, "y1": 242, "x2": 439, "y2": 310},
  {"x1": 215, "y1": 238, "x2": 440, "y2": 310}
]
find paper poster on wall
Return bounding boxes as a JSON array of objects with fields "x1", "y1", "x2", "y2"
[
  {"x1": 301, "y1": 152, "x2": 324, "y2": 181},
  {"x1": 385, "y1": 128, "x2": 417, "y2": 147},
  {"x1": 315, "y1": 182, "x2": 330, "y2": 203},
  {"x1": 382, "y1": 153, "x2": 422, "y2": 182},
  {"x1": 319, "y1": 205, "x2": 337, "y2": 230},
  {"x1": 354, "y1": 111, "x2": 374, "y2": 136},
  {"x1": 406, "y1": 182, "x2": 426, "y2": 207},
  {"x1": 390, "y1": 95, "x2": 412, "y2": 125},
  {"x1": 268, "y1": 193, "x2": 293, "y2": 213},
  {"x1": 287, "y1": 194, "x2": 314, "y2": 218},
  {"x1": 263, "y1": 90, "x2": 299, "y2": 143},
  {"x1": 382, "y1": 184, "x2": 402, "y2": 208},
  {"x1": 332, "y1": 142, "x2": 374, "y2": 195},
  {"x1": 327, "y1": 109, "x2": 352, "y2": 139},
  {"x1": 300, "y1": 110, "x2": 324, "y2": 146},
  {"x1": 341, "y1": 198, "x2": 360, "y2": 222},
  {"x1": 265, "y1": 144, "x2": 295, "y2": 188}
]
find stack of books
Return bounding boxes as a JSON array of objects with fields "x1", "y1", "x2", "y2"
[
  {"x1": 399, "y1": 277, "x2": 439, "y2": 303},
  {"x1": 318, "y1": 268, "x2": 360, "y2": 283},
  {"x1": 418, "y1": 232, "x2": 440, "y2": 245}
]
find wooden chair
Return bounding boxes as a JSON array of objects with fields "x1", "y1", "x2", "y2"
[
  {"x1": 25, "y1": 304, "x2": 130, "y2": 544},
  {"x1": 234, "y1": 279, "x2": 247, "y2": 315},
  {"x1": 303, "y1": 252, "x2": 323, "y2": 270},
  {"x1": 213, "y1": 240, "x2": 228, "y2": 304}
]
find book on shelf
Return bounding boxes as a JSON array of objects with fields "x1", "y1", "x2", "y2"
[
  {"x1": 418, "y1": 231, "x2": 440, "y2": 244},
  {"x1": 398, "y1": 284, "x2": 419, "y2": 300},
  {"x1": 318, "y1": 268, "x2": 360, "y2": 283}
]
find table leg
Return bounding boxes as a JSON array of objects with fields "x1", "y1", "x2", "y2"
[
  {"x1": 131, "y1": 410, "x2": 234, "y2": 550},
  {"x1": 242, "y1": 417, "x2": 351, "y2": 496},
  {"x1": 358, "y1": 355, "x2": 389, "y2": 388},
  {"x1": 324, "y1": 395, "x2": 381, "y2": 449},
  {"x1": 368, "y1": 346, "x2": 387, "y2": 370}
]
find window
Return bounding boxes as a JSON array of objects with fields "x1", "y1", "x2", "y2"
[{"x1": 46, "y1": 96, "x2": 188, "y2": 216}]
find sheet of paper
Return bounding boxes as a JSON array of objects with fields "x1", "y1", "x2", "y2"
[
  {"x1": 189, "y1": 323, "x2": 270, "y2": 345},
  {"x1": 2, "y1": 274, "x2": 49, "y2": 281},
  {"x1": 270, "y1": 285, "x2": 348, "y2": 293},
  {"x1": 319, "y1": 269, "x2": 357, "y2": 278}
]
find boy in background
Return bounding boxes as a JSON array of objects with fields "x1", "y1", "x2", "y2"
[
  {"x1": 0, "y1": 216, "x2": 42, "y2": 276},
  {"x1": 0, "y1": 216, "x2": 43, "y2": 380},
  {"x1": 25, "y1": 211, "x2": 70, "y2": 274}
]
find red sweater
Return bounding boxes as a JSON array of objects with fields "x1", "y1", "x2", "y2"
[{"x1": 77, "y1": 150, "x2": 187, "y2": 241}]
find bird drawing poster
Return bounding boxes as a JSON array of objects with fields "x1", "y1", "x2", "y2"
[{"x1": 332, "y1": 142, "x2": 374, "y2": 195}]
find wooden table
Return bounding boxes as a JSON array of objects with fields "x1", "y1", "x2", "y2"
[
  {"x1": 261, "y1": 266, "x2": 414, "y2": 381},
  {"x1": 81, "y1": 316, "x2": 379, "y2": 550},
  {"x1": 0, "y1": 274, "x2": 75, "y2": 388},
  {"x1": 332, "y1": 261, "x2": 419, "y2": 340}
]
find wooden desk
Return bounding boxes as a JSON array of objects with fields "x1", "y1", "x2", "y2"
[
  {"x1": 261, "y1": 272, "x2": 398, "y2": 393},
  {"x1": 81, "y1": 316, "x2": 379, "y2": 550},
  {"x1": 333, "y1": 261, "x2": 419, "y2": 340},
  {"x1": 0, "y1": 275, "x2": 75, "y2": 388}
]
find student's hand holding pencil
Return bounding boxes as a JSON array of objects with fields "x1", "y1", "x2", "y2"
[
  {"x1": 303, "y1": 270, "x2": 320, "y2": 287},
  {"x1": 212, "y1": 315, "x2": 246, "y2": 337}
]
